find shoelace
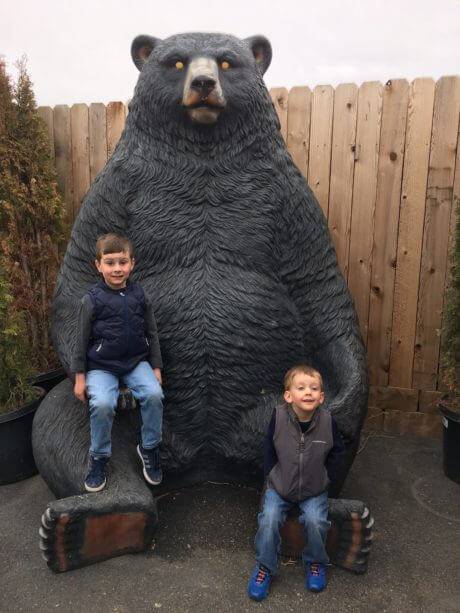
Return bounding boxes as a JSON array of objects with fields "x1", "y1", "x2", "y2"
[
  {"x1": 256, "y1": 567, "x2": 269, "y2": 584},
  {"x1": 142, "y1": 451, "x2": 153, "y2": 468},
  {"x1": 309, "y1": 563, "x2": 320, "y2": 576},
  {"x1": 141, "y1": 448, "x2": 159, "y2": 469}
]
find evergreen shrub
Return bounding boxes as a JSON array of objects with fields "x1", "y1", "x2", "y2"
[{"x1": 0, "y1": 57, "x2": 65, "y2": 412}]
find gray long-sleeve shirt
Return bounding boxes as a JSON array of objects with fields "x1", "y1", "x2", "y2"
[{"x1": 71, "y1": 292, "x2": 163, "y2": 374}]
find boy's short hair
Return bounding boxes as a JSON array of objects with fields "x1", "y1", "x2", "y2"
[
  {"x1": 284, "y1": 364, "x2": 323, "y2": 391},
  {"x1": 95, "y1": 233, "x2": 133, "y2": 260}
]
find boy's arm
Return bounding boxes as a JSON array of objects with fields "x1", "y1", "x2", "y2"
[
  {"x1": 325, "y1": 417, "x2": 345, "y2": 489},
  {"x1": 71, "y1": 295, "x2": 94, "y2": 402},
  {"x1": 71, "y1": 294, "x2": 94, "y2": 373},
  {"x1": 145, "y1": 296, "x2": 163, "y2": 370},
  {"x1": 263, "y1": 410, "x2": 277, "y2": 479}
]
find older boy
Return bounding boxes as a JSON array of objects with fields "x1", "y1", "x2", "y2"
[
  {"x1": 247, "y1": 365, "x2": 344, "y2": 601},
  {"x1": 72, "y1": 233, "x2": 164, "y2": 492}
]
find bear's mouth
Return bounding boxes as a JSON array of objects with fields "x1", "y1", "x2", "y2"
[
  {"x1": 183, "y1": 101, "x2": 226, "y2": 125},
  {"x1": 185, "y1": 106, "x2": 223, "y2": 125},
  {"x1": 186, "y1": 101, "x2": 226, "y2": 111},
  {"x1": 183, "y1": 93, "x2": 226, "y2": 125}
]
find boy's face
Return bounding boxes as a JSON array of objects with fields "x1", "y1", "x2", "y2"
[
  {"x1": 284, "y1": 373, "x2": 324, "y2": 420},
  {"x1": 95, "y1": 251, "x2": 134, "y2": 290}
]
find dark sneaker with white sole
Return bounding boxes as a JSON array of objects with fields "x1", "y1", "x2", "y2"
[
  {"x1": 137, "y1": 444, "x2": 162, "y2": 485},
  {"x1": 84, "y1": 456, "x2": 109, "y2": 492}
]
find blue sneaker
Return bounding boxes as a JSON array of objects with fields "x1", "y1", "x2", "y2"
[
  {"x1": 137, "y1": 444, "x2": 162, "y2": 485},
  {"x1": 247, "y1": 564, "x2": 272, "y2": 601},
  {"x1": 305, "y1": 562, "x2": 327, "y2": 592},
  {"x1": 84, "y1": 456, "x2": 108, "y2": 492}
]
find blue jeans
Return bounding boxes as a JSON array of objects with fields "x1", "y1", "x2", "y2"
[
  {"x1": 254, "y1": 488, "x2": 330, "y2": 574},
  {"x1": 86, "y1": 361, "x2": 163, "y2": 458}
]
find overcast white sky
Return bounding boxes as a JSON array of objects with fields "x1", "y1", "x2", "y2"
[{"x1": 1, "y1": 0, "x2": 459, "y2": 107}]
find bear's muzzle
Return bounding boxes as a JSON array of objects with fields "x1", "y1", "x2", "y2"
[{"x1": 182, "y1": 57, "x2": 226, "y2": 124}]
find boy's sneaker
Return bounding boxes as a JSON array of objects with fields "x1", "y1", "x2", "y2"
[
  {"x1": 247, "y1": 564, "x2": 272, "y2": 601},
  {"x1": 305, "y1": 562, "x2": 327, "y2": 592},
  {"x1": 137, "y1": 444, "x2": 162, "y2": 485},
  {"x1": 84, "y1": 456, "x2": 109, "y2": 492}
]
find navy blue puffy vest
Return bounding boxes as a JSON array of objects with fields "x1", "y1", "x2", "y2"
[{"x1": 86, "y1": 280, "x2": 149, "y2": 376}]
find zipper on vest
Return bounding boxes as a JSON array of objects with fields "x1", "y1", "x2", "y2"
[
  {"x1": 299, "y1": 432, "x2": 305, "y2": 499},
  {"x1": 120, "y1": 291, "x2": 129, "y2": 351},
  {"x1": 96, "y1": 340, "x2": 103, "y2": 352}
]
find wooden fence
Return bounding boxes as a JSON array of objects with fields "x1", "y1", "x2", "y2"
[{"x1": 37, "y1": 76, "x2": 460, "y2": 437}]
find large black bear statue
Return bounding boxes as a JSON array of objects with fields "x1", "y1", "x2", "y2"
[{"x1": 34, "y1": 32, "x2": 372, "y2": 573}]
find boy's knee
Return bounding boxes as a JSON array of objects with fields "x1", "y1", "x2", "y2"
[
  {"x1": 299, "y1": 511, "x2": 330, "y2": 531},
  {"x1": 259, "y1": 505, "x2": 283, "y2": 529},
  {"x1": 139, "y1": 385, "x2": 163, "y2": 404},
  {"x1": 90, "y1": 402, "x2": 117, "y2": 421}
]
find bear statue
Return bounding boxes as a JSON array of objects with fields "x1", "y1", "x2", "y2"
[{"x1": 33, "y1": 32, "x2": 372, "y2": 574}]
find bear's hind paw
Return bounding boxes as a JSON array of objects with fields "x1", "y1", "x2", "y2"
[
  {"x1": 327, "y1": 500, "x2": 374, "y2": 574},
  {"x1": 39, "y1": 495, "x2": 157, "y2": 572}
]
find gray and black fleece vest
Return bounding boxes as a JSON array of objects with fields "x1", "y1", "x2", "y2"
[
  {"x1": 86, "y1": 280, "x2": 149, "y2": 376},
  {"x1": 266, "y1": 405, "x2": 333, "y2": 502}
]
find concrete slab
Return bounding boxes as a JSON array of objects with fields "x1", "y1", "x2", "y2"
[{"x1": 1, "y1": 433, "x2": 459, "y2": 612}]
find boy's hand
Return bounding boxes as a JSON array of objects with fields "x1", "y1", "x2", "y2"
[
  {"x1": 74, "y1": 373, "x2": 87, "y2": 403},
  {"x1": 153, "y1": 368, "x2": 162, "y2": 386}
]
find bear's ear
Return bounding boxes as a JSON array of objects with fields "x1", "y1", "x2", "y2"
[
  {"x1": 131, "y1": 35, "x2": 162, "y2": 71},
  {"x1": 244, "y1": 35, "x2": 272, "y2": 75}
]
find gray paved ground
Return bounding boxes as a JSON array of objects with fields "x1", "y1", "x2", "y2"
[{"x1": 1, "y1": 433, "x2": 459, "y2": 613}]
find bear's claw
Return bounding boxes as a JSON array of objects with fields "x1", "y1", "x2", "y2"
[{"x1": 328, "y1": 500, "x2": 374, "y2": 574}]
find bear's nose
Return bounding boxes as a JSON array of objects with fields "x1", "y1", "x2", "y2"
[{"x1": 191, "y1": 76, "x2": 216, "y2": 97}]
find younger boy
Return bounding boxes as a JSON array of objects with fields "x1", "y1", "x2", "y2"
[
  {"x1": 247, "y1": 365, "x2": 344, "y2": 601},
  {"x1": 72, "y1": 233, "x2": 164, "y2": 493}
]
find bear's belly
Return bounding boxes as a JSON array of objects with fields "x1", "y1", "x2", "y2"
[
  {"x1": 143, "y1": 264, "x2": 305, "y2": 439},
  {"x1": 131, "y1": 190, "x2": 305, "y2": 449}
]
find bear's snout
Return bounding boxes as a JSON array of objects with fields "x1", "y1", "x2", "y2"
[{"x1": 182, "y1": 57, "x2": 226, "y2": 125}]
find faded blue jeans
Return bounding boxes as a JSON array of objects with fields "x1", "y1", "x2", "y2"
[
  {"x1": 255, "y1": 488, "x2": 330, "y2": 574},
  {"x1": 86, "y1": 361, "x2": 163, "y2": 458}
]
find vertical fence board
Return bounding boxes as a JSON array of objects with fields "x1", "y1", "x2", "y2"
[
  {"x1": 287, "y1": 86, "x2": 311, "y2": 180},
  {"x1": 37, "y1": 106, "x2": 55, "y2": 159},
  {"x1": 328, "y1": 83, "x2": 358, "y2": 279},
  {"x1": 70, "y1": 103, "x2": 90, "y2": 220},
  {"x1": 367, "y1": 80, "x2": 409, "y2": 385},
  {"x1": 270, "y1": 87, "x2": 289, "y2": 142},
  {"x1": 348, "y1": 82, "x2": 383, "y2": 344},
  {"x1": 89, "y1": 103, "x2": 108, "y2": 183},
  {"x1": 413, "y1": 76, "x2": 460, "y2": 389},
  {"x1": 389, "y1": 79, "x2": 435, "y2": 388},
  {"x1": 53, "y1": 105, "x2": 73, "y2": 222},
  {"x1": 107, "y1": 102, "x2": 127, "y2": 158},
  {"x1": 308, "y1": 85, "x2": 334, "y2": 218}
]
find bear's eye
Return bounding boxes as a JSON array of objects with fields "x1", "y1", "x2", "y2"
[
  {"x1": 220, "y1": 60, "x2": 231, "y2": 71},
  {"x1": 175, "y1": 60, "x2": 185, "y2": 70}
]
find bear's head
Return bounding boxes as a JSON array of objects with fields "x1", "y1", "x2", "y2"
[{"x1": 129, "y1": 32, "x2": 273, "y2": 134}]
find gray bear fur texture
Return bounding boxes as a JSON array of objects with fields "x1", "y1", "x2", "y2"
[{"x1": 33, "y1": 32, "x2": 369, "y2": 572}]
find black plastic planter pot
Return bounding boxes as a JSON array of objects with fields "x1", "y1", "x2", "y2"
[
  {"x1": 0, "y1": 388, "x2": 45, "y2": 485},
  {"x1": 439, "y1": 402, "x2": 460, "y2": 484}
]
